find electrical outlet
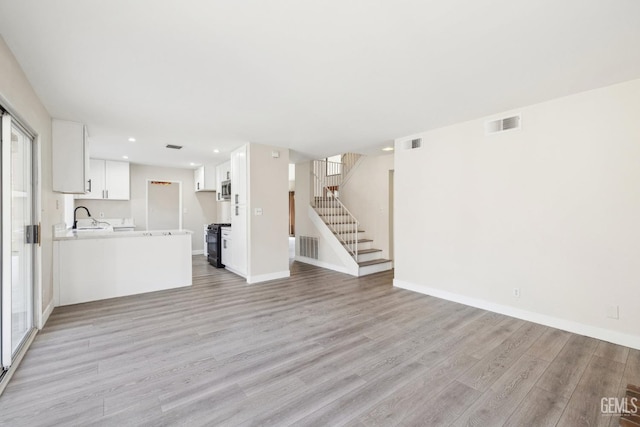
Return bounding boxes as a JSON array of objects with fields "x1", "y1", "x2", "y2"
[
  {"x1": 606, "y1": 305, "x2": 619, "y2": 320},
  {"x1": 513, "y1": 288, "x2": 520, "y2": 298}
]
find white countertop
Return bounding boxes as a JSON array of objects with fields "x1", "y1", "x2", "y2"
[{"x1": 54, "y1": 229, "x2": 193, "y2": 241}]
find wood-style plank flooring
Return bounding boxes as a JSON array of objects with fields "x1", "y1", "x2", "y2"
[{"x1": 0, "y1": 256, "x2": 638, "y2": 426}]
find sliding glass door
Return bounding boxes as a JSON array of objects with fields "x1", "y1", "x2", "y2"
[{"x1": 1, "y1": 112, "x2": 36, "y2": 371}]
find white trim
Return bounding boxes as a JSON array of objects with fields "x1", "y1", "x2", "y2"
[
  {"x1": 39, "y1": 300, "x2": 54, "y2": 329},
  {"x1": 393, "y1": 279, "x2": 640, "y2": 351},
  {"x1": 192, "y1": 249, "x2": 204, "y2": 255},
  {"x1": 33, "y1": 133, "x2": 43, "y2": 338},
  {"x1": 247, "y1": 270, "x2": 290, "y2": 284},
  {"x1": 1, "y1": 114, "x2": 12, "y2": 368},
  {"x1": 295, "y1": 256, "x2": 354, "y2": 275}
]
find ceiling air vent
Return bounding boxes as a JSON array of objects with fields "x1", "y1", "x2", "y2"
[
  {"x1": 402, "y1": 138, "x2": 422, "y2": 150},
  {"x1": 485, "y1": 114, "x2": 521, "y2": 135},
  {"x1": 166, "y1": 144, "x2": 183, "y2": 150}
]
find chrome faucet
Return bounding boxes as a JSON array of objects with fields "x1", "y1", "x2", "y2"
[{"x1": 73, "y1": 206, "x2": 92, "y2": 229}]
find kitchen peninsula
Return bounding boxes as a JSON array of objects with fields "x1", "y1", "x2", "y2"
[{"x1": 53, "y1": 228, "x2": 192, "y2": 306}]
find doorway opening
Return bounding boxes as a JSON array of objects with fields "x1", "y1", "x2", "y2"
[{"x1": 146, "y1": 180, "x2": 182, "y2": 230}]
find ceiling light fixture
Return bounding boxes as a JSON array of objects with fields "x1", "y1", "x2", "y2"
[
  {"x1": 128, "y1": 137, "x2": 136, "y2": 142},
  {"x1": 213, "y1": 149, "x2": 220, "y2": 153},
  {"x1": 382, "y1": 146, "x2": 394, "y2": 151},
  {"x1": 122, "y1": 155, "x2": 129, "y2": 159},
  {"x1": 190, "y1": 162, "x2": 196, "y2": 166}
]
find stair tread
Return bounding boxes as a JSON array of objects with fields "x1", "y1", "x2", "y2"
[
  {"x1": 333, "y1": 230, "x2": 365, "y2": 234},
  {"x1": 358, "y1": 259, "x2": 392, "y2": 267},
  {"x1": 342, "y1": 239, "x2": 373, "y2": 244},
  {"x1": 357, "y1": 248, "x2": 382, "y2": 254}
]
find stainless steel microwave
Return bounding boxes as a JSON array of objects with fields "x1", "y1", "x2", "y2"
[{"x1": 221, "y1": 180, "x2": 231, "y2": 200}]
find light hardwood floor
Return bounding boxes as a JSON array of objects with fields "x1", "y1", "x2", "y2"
[{"x1": 0, "y1": 257, "x2": 638, "y2": 426}]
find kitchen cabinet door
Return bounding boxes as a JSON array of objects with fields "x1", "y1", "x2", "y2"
[
  {"x1": 231, "y1": 146, "x2": 247, "y2": 205},
  {"x1": 215, "y1": 161, "x2": 231, "y2": 200},
  {"x1": 105, "y1": 160, "x2": 130, "y2": 200},
  {"x1": 194, "y1": 164, "x2": 216, "y2": 192},
  {"x1": 221, "y1": 233, "x2": 231, "y2": 267},
  {"x1": 81, "y1": 158, "x2": 105, "y2": 200},
  {"x1": 231, "y1": 204, "x2": 247, "y2": 276},
  {"x1": 194, "y1": 166, "x2": 205, "y2": 191},
  {"x1": 52, "y1": 120, "x2": 89, "y2": 193}
]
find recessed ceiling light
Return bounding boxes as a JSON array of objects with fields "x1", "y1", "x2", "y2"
[
  {"x1": 128, "y1": 137, "x2": 136, "y2": 142},
  {"x1": 213, "y1": 149, "x2": 220, "y2": 153},
  {"x1": 382, "y1": 146, "x2": 394, "y2": 152},
  {"x1": 190, "y1": 162, "x2": 196, "y2": 166},
  {"x1": 122, "y1": 155, "x2": 129, "y2": 159}
]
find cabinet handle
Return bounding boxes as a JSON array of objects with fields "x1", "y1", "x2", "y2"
[
  {"x1": 223, "y1": 240, "x2": 227, "y2": 249},
  {"x1": 106, "y1": 190, "x2": 109, "y2": 199},
  {"x1": 235, "y1": 194, "x2": 238, "y2": 204},
  {"x1": 235, "y1": 206, "x2": 238, "y2": 216},
  {"x1": 87, "y1": 179, "x2": 92, "y2": 193},
  {"x1": 197, "y1": 182, "x2": 200, "y2": 190},
  {"x1": 102, "y1": 190, "x2": 105, "y2": 198}
]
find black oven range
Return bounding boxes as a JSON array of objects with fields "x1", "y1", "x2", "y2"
[{"x1": 207, "y1": 223, "x2": 230, "y2": 268}]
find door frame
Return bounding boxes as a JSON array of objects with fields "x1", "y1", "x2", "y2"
[
  {"x1": 0, "y1": 104, "x2": 41, "y2": 373},
  {"x1": 145, "y1": 179, "x2": 183, "y2": 231}
]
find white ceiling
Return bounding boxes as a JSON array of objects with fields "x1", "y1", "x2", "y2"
[{"x1": 1, "y1": 0, "x2": 639, "y2": 168}]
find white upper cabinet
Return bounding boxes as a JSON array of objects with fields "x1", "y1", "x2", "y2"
[
  {"x1": 215, "y1": 161, "x2": 231, "y2": 201},
  {"x1": 82, "y1": 158, "x2": 105, "y2": 199},
  {"x1": 105, "y1": 160, "x2": 130, "y2": 199},
  {"x1": 76, "y1": 159, "x2": 130, "y2": 200},
  {"x1": 194, "y1": 164, "x2": 216, "y2": 192},
  {"x1": 230, "y1": 145, "x2": 247, "y2": 205},
  {"x1": 52, "y1": 119, "x2": 89, "y2": 193}
]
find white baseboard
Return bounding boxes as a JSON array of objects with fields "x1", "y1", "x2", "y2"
[
  {"x1": 295, "y1": 256, "x2": 354, "y2": 275},
  {"x1": 247, "y1": 270, "x2": 291, "y2": 284},
  {"x1": 394, "y1": 279, "x2": 640, "y2": 351},
  {"x1": 192, "y1": 250, "x2": 205, "y2": 255},
  {"x1": 40, "y1": 300, "x2": 54, "y2": 329}
]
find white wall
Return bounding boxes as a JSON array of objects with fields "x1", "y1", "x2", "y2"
[
  {"x1": 340, "y1": 154, "x2": 394, "y2": 259},
  {"x1": 0, "y1": 36, "x2": 61, "y2": 325},
  {"x1": 76, "y1": 163, "x2": 217, "y2": 251},
  {"x1": 247, "y1": 143, "x2": 290, "y2": 280},
  {"x1": 394, "y1": 78, "x2": 640, "y2": 349}
]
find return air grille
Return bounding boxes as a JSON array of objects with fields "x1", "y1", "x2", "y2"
[
  {"x1": 401, "y1": 138, "x2": 422, "y2": 150},
  {"x1": 299, "y1": 236, "x2": 318, "y2": 259},
  {"x1": 485, "y1": 114, "x2": 521, "y2": 135},
  {"x1": 166, "y1": 144, "x2": 183, "y2": 149}
]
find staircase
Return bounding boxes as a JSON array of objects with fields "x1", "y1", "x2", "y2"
[{"x1": 311, "y1": 157, "x2": 393, "y2": 276}]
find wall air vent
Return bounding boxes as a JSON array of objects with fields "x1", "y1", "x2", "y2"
[
  {"x1": 485, "y1": 114, "x2": 521, "y2": 135},
  {"x1": 402, "y1": 138, "x2": 422, "y2": 150},
  {"x1": 166, "y1": 144, "x2": 183, "y2": 149},
  {"x1": 299, "y1": 236, "x2": 318, "y2": 259}
]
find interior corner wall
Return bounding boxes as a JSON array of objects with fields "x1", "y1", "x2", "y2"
[
  {"x1": 394, "y1": 78, "x2": 640, "y2": 348},
  {"x1": 340, "y1": 154, "x2": 394, "y2": 260},
  {"x1": 0, "y1": 36, "x2": 60, "y2": 325},
  {"x1": 294, "y1": 161, "x2": 349, "y2": 269},
  {"x1": 247, "y1": 144, "x2": 290, "y2": 279}
]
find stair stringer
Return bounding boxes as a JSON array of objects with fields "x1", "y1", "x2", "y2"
[{"x1": 301, "y1": 205, "x2": 359, "y2": 276}]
